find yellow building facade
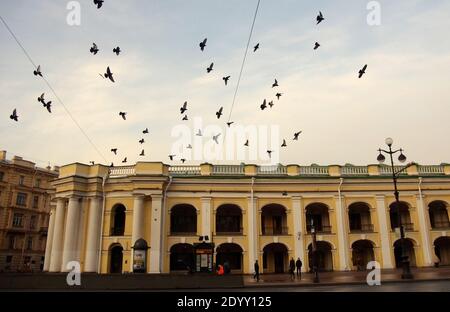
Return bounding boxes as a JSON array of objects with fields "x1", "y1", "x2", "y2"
[{"x1": 46, "y1": 162, "x2": 450, "y2": 274}]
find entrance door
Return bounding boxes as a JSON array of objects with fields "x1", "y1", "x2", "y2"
[
  {"x1": 274, "y1": 252, "x2": 284, "y2": 273},
  {"x1": 110, "y1": 246, "x2": 123, "y2": 273}
]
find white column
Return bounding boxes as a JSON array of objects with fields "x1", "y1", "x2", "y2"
[
  {"x1": 292, "y1": 196, "x2": 306, "y2": 271},
  {"x1": 43, "y1": 207, "x2": 56, "y2": 271},
  {"x1": 334, "y1": 195, "x2": 349, "y2": 270},
  {"x1": 49, "y1": 198, "x2": 66, "y2": 272},
  {"x1": 132, "y1": 195, "x2": 145, "y2": 245},
  {"x1": 375, "y1": 195, "x2": 394, "y2": 268},
  {"x1": 416, "y1": 194, "x2": 433, "y2": 266},
  {"x1": 149, "y1": 194, "x2": 163, "y2": 273},
  {"x1": 201, "y1": 197, "x2": 212, "y2": 238},
  {"x1": 61, "y1": 196, "x2": 81, "y2": 272},
  {"x1": 84, "y1": 196, "x2": 102, "y2": 272},
  {"x1": 247, "y1": 196, "x2": 257, "y2": 273}
]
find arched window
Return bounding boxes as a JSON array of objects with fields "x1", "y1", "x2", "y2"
[
  {"x1": 389, "y1": 202, "x2": 413, "y2": 231},
  {"x1": 306, "y1": 203, "x2": 331, "y2": 233},
  {"x1": 351, "y1": 240, "x2": 375, "y2": 270},
  {"x1": 429, "y1": 201, "x2": 450, "y2": 229},
  {"x1": 261, "y1": 204, "x2": 288, "y2": 235},
  {"x1": 170, "y1": 204, "x2": 197, "y2": 234},
  {"x1": 348, "y1": 202, "x2": 373, "y2": 232},
  {"x1": 216, "y1": 205, "x2": 242, "y2": 234},
  {"x1": 111, "y1": 204, "x2": 126, "y2": 236},
  {"x1": 434, "y1": 236, "x2": 450, "y2": 266}
]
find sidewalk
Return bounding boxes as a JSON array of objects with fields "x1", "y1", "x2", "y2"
[{"x1": 243, "y1": 267, "x2": 450, "y2": 288}]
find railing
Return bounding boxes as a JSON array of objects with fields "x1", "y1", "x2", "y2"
[
  {"x1": 418, "y1": 165, "x2": 445, "y2": 175},
  {"x1": 169, "y1": 231, "x2": 197, "y2": 236},
  {"x1": 261, "y1": 226, "x2": 289, "y2": 235},
  {"x1": 212, "y1": 165, "x2": 244, "y2": 175},
  {"x1": 306, "y1": 224, "x2": 332, "y2": 234},
  {"x1": 39, "y1": 226, "x2": 48, "y2": 235},
  {"x1": 379, "y1": 165, "x2": 408, "y2": 176},
  {"x1": 257, "y1": 165, "x2": 287, "y2": 175},
  {"x1": 341, "y1": 166, "x2": 369, "y2": 175},
  {"x1": 110, "y1": 227, "x2": 125, "y2": 236},
  {"x1": 403, "y1": 223, "x2": 414, "y2": 231},
  {"x1": 109, "y1": 166, "x2": 135, "y2": 176},
  {"x1": 350, "y1": 224, "x2": 374, "y2": 233},
  {"x1": 168, "y1": 166, "x2": 201, "y2": 175},
  {"x1": 215, "y1": 227, "x2": 244, "y2": 235},
  {"x1": 431, "y1": 221, "x2": 450, "y2": 229},
  {"x1": 299, "y1": 166, "x2": 328, "y2": 176}
]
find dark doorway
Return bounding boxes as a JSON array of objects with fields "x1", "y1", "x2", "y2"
[
  {"x1": 111, "y1": 204, "x2": 126, "y2": 236},
  {"x1": 216, "y1": 243, "x2": 243, "y2": 272},
  {"x1": 274, "y1": 252, "x2": 284, "y2": 273},
  {"x1": 170, "y1": 243, "x2": 194, "y2": 271},
  {"x1": 109, "y1": 245, "x2": 123, "y2": 273},
  {"x1": 394, "y1": 239, "x2": 416, "y2": 268},
  {"x1": 262, "y1": 243, "x2": 288, "y2": 273},
  {"x1": 308, "y1": 241, "x2": 333, "y2": 272}
]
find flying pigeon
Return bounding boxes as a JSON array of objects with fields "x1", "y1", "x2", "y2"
[
  {"x1": 272, "y1": 79, "x2": 279, "y2": 88},
  {"x1": 182, "y1": 115, "x2": 188, "y2": 121},
  {"x1": 186, "y1": 144, "x2": 193, "y2": 149},
  {"x1": 104, "y1": 66, "x2": 115, "y2": 82},
  {"x1": 253, "y1": 43, "x2": 260, "y2": 52},
  {"x1": 122, "y1": 157, "x2": 127, "y2": 163},
  {"x1": 267, "y1": 150, "x2": 272, "y2": 158},
  {"x1": 143, "y1": 128, "x2": 149, "y2": 134},
  {"x1": 44, "y1": 101, "x2": 52, "y2": 113},
  {"x1": 90, "y1": 43, "x2": 99, "y2": 55},
  {"x1": 37, "y1": 93, "x2": 45, "y2": 105},
  {"x1": 180, "y1": 158, "x2": 186, "y2": 164},
  {"x1": 199, "y1": 38, "x2": 207, "y2": 51},
  {"x1": 359, "y1": 64, "x2": 368, "y2": 78},
  {"x1": 244, "y1": 140, "x2": 249, "y2": 147},
  {"x1": 33, "y1": 65, "x2": 42, "y2": 77},
  {"x1": 268, "y1": 100, "x2": 274, "y2": 108},
  {"x1": 212, "y1": 133, "x2": 221, "y2": 144},
  {"x1": 119, "y1": 112, "x2": 127, "y2": 120},
  {"x1": 10, "y1": 109, "x2": 18, "y2": 121},
  {"x1": 111, "y1": 148, "x2": 118, "y2": 155},
  {"x1": 223, "y1": 76, "x2": 230, "y2": 86},
  {"x1": 260, "y1": 99, "x2": 267, "y2": 110},
  {"x1": 139, "y1": 149, "x2": 145, "y2": 156},
  {"x1": 276, "y1": 93, "x2": 283, "y2": 100},
  {"x1": 110, "y1": 162, "x2": 114, "y2": 167},
  {"x1": 169, "y1": 155, "x2": 176, "y2": 161},
  {"x1": 281, "y1": 139, "x2": 287, "y2": 147},
  {"x1": 93, "y1": 0, "x2": 103, "y2": 9},
  {"x1": 180, "y1": 101, "x2": 188, "y2": 114},
  {"x1": 317, "y1": 11, "x2": 324, "y2": 24},
  {"x1": 314, "y1": 42, "x2": 320, "y2": 50},
  {"x1": 293, "y1": 131, "x2": 302, "y2": 140},
  {"x1": 196, "y1": 129, "x2": 202, "y2": 136},
  {"x1": 90, "y1": 161, "x2": 95, "y2": 165},
  {"x1": 139, "y1": 138, "x2": 145, "y2": 144},
  {"x1": 113, "y1": 46, "x2": 121, "y2": 55},
  {"x1": 226, "y1": 121, "x2": 234, "y2": 127},
  {"x1": 216, "y1": 107, "x2": 223, "y2": 119},
  {"x1": 207, "y1": 62, "x2": 214, "y2": 73}
]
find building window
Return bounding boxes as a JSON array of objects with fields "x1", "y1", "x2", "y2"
[
  {"x1": 34, "y1": 179, "x2": 41, "y2": 188},
  {"x1": 12, "y1": 213, "x2": 24, "y2": 227},
  {"x1": 33, "y1": 196, "x2": 39, "y2": 209},
  {"x1": 16, "y1": 193, "x2": 27, "y2": 207},
  {"x1": 0, "y1": 171, "x2": 4, "y2": 181},
  {"x1": 9, "y1": 236, "x2": 15, "y2": 249},
  {"x1": 27, "y1": 237, "x2": 33, "y2": 250},
  {"x1": 19, "y1": 175, "x2": 25, "y2": 186},
  {"x1": 30, "y1": 215, "x2": 37, "y2": 230}
]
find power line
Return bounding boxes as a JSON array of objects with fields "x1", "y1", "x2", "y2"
[
  {"x1": 227, "y1": 0, "x2": 262, "y2": 123},
  {"x1": 0, "y1": 14, "x2": 108, "y2": 163}
]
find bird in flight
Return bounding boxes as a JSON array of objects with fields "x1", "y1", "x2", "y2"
[
  {"x1": 180, "y1": 101, "x2": 188, "y2": 114},
  {"x1": 180, "y1": 158, "x2": 186, "y2": 164},
  {"x1": 182, "y1": 115, "x2": 188, "y2": 121},
  {"x1": 260, "y1": 99, "x2": 267, "y2": 110},
  {"x1": 93, "y1": 0, "x2": 103, "y2": 9},
  {"x1": 139, "y1": 138, "x2": 145, "y2": 144},
  {"x1": 140, "y1": 149, "x2": 145, "y2": 156},
  {"x1": 223, "y1": 76, "x2": 230, "y2": 86},
  {"x1": 169, "y1": 155, "x2": 176, "y2": 161},
  {"x1": 293, "y1": 131, "x2": 302, "y2": 140},
  {"x1": 113, "y1": 47, "x2": 121, "y2": 55},
  {"x1": 111, "y1": 148, "x2": 118, "y2": 155},
  {"x1": 110, "y1": 162, "x2": 114, "y2": 167},
  {"x1": 268, "y1": 101, "x2": 274, "y2": 108},
  {"x1": 272, "y1": 79, "x2": 279, "y2": 88},
  {"x1": 314, "y1": 42, "x2": 321, "y2": 50},
  {"x1": 44, "y1": 101, "x2": 52, "y2": 113},
  {"x1": 37, "y1": 93, "x2": 45, "y2": 105},
  {"x1": 143, "y1": 128, "x2": 149, "y2": 134},
  {"x1": 244, "y1": 140, "x2": 249, "y2": 147},
  {"x1": 276, "y1": 93, "x2": 283, "y2": 100},
  {"x1": 186, "y1": 144, "x2": 193, "y2": 149},
  {"x1": 90, "y1": 161, "x2": 95, "y2": 165},
  {"x1": 358, "y1": 64, "x2": 368, "y2": 78},
  {"x1": 90, "y1": 43, "x2": 99, "y2": 55},
  {"x1": 199, "y1": 38, "x2": 207, "y2": 51},
  {"x1": 317, "y1": 11, "x2": 324, "y2": 24},
  {"x1": 216, "y1": 107, "x2": 223, "y2": 119},
  {"x1": 10, "y1": 109, "x2": 18, "y2": 122},
  {"x1": 212, "y1": 133, "x2": 221, "y2": 144},
  {"x1": 207, "y1": 63, "x2": 214, "y2": 73},
  {"x1": 226, "y1": 121, "x2": 234, "y2": 127},
  {"x1": 253, "y1": 43, "x2": 260, "y2": 52},
  {"x1": 281, "y1": 139, "x2": 287, "y2": 147},
  {"x1": 119, "y1": 112, "x2": 127, "y2": 120},
  {"x1": 104, "y1": 66, "x2": 115, "y2": 82},
  {"x1": 33, "y1": 65, "x2": 42, "y2": 77},
  {"x1": 122, "y1": 157, "x2": 127, "y2": 163},
  {"x1": 196, "y1": 129, "x2": 203, "y2": 136},
  {"x1": 267, "y1": 150, "x2": 272, "y2": 158}
]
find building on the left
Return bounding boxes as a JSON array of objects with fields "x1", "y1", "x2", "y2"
[{"x1": 0, "y1": 150, "x2": 59, "y2": 272}]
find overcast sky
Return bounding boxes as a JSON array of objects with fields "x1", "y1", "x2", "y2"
[{"x1": 1, "y1": 0, "x2": 450, "y2": 168}]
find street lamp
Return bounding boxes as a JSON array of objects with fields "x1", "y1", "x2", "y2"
[
  {"x1": 310, "y1": 219, "x2": 320, "y2": 283},
  {"x1": 377, "y1": 137, "x2": 414, "y2": 279}
]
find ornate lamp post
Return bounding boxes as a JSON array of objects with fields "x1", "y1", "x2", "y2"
[
  {"x1": 377, "y1": 137, "x2": 414, "y2": 279},
  {"x1": 310, "y1": 219, "x2": 320, "y2": 283}
]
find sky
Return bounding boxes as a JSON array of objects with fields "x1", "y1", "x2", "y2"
[{"x1": 1, "y1": 0, "x2": 450, "y2": 168}]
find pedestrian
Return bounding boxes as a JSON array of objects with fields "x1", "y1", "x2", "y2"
[
  {"x1": 253, "y1": 260, "x2": 260, "y2": 282},
  {"x1": 289, "y1": 257, "x2": 295, "y2": 280},
  {"x1": 295, "y1": 257, "x2": 302, "y2": 279},
  {"x1": 217, "y1": 264, "x2": 224, "y2": 276}
]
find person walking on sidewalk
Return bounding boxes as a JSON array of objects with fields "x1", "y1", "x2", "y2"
[
  {"x1": 253, "y1": 260, "x2": 260, "y2": 282},
  {"x1": 295, "y1": 257, "x2": 302, "y2": 279},
  {"x1": 289, "y1": 258, "x2": 296, "y2": 280}
]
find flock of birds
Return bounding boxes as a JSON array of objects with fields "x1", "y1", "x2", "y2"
[{"x1": 8, "y1": 3, "x2": 369, "y2": 167}]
